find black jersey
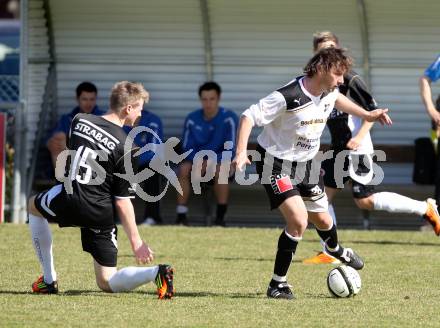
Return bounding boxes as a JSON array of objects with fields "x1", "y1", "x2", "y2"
[
  {"x1": 327, "y1": 70, "x2": 378, "y2": 150},
  {"x1": 60, "y1": 113, "x2": 136, "y2": 228}
]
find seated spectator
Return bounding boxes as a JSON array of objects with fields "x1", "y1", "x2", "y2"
[
  {"x1": 124, "y1": 109, "x2": 164, "y2": 225},
  {"x1": 47, "y1": 82, "x2": 104, "y2": 166},
  {"x1": 176, "y1": 81, "x2": 239, "y2": 226}
]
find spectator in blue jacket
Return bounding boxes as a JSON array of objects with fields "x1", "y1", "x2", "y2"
[
  {"x1": 124, "y1": 109, "x2": 164, "y2": 225},
  {"x1": 420, "y1": 54, "x2": 440, "y2": 210},
  {"x1": 46, "y1": 82, "x2": 104, "y2": 166},
  {"x1": 176, "y1": 82, "x2": 239, "y2": 226}
]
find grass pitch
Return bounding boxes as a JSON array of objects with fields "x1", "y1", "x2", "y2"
[{"x1": 1, "y1": 224, "x2": 439, "y2": 327}]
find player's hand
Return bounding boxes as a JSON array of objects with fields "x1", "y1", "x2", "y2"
[
  {"x1": 367, "y1": 108, "x2": 392, "y2": 125},
  {"x1": 233, "y1": 151, "x2": 251, "y2": 172},
  {"x1": 346, "y1": 138, "x2": 360, "y2": 151},
  {"x1": 132, "y1": 240, "x2": 154, "y2": 264},
  {"x1": 431, "y1": 110, "x2": 440, "y2": 127}
]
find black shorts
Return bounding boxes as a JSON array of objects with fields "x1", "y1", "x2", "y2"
[
  {"x1": 34, "y1": 184, "x2": 119, "y2": 267},
  {"x1": 81, "y1": 226, "x2": 118, "y2": 267},
  {"x1": 322, "y1": 152, "x2": 375, "y2": 199},
  {"x1": 255, "y1": 144, "x2": 327, "y2": 211}
]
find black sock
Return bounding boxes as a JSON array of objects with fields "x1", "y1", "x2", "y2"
[
  {"x1": 316, "y1": 224, "x2": 343, "y2": 256},
  {"x1": 215, "y1": 204, "x2": 227, "y2": 223},
  {"x1": 176, "y1": 213, "x2": 187, "y2": 223},
  {"x1": 271, "y1": 230, "x2": 299, "y2": 285}
]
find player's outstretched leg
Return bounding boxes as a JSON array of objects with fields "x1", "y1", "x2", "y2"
[
  {"x1": 155, "y1": 264, "x2": 175, "y2": 299},
  {"x1": 424, "y1": 198, "x2": 440, "y2": 236}
]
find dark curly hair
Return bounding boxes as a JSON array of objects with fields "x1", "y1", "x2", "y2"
[{"x1": 303, "y1": 47, "x2": 353, "y2": 77}]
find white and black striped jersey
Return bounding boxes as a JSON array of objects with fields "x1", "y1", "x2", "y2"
[
  {"x1": 327, "y1": 70, "x2": 377, "y2": 154},
  {"x1": 243, "y1": 76, "x2": 339, "y2": 162},
  {"x1": 61, "y1": 113, "x2": 136, "y2": 228}
]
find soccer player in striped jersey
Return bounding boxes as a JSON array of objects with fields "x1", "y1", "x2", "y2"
[{"x1": 234, "y1": 48, "x2": 392, "y2": 299}]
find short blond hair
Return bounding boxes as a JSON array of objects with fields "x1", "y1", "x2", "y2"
[
  {"x1": 313, "y1": 31, "x2": 340, "y2": 52},
  {"x1": 109, "y1": 81, "x2": 149, "y2": 113}
]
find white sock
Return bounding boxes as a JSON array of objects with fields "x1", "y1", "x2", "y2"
[
  {"x1": 28, "y1": 214, "x2": 57, "y2": 284},
  {"x1": 272, "y1": 274, "x2": 287, "y2": 283},
  {"x1": 284, "y1": 229, "x2": 302, "y2": 242},
  {"x1": 320, "y1": 204, "x2": 337, "y2": 253},
  {"x1": 328, "y1": 203, "x2": 337, "y2": 226},
  {"x1": 373, "y1": 192, "x2": 427, "y2": 216},
  {"x1": 108, "y1": 266, "x2": 159, "y2": 292},
  {"x1": 176, "y1": 205, "x2": 188, "y2": 214}
]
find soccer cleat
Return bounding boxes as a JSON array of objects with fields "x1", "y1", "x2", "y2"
[
  {"x1": 267, "y1": 282, "x2": 295, "y2": 300},
  {"x1": 155, "y1": 264, "x2": 175, "y2": 299},
  {"x1": 31, "y1": 276, "x2": 58, "y2": 294},
  {"x1": 302, "y1": 252, "x2": 341, "y2": 264},
  {"x1": 423, "y1": 198, "x2": 440, "y2": 236},
  {"x1": 176, "y1": 214, "x2": 189, "y2": 226},
  {"x1": 213, "y1": 219, "x2": 226, "y2": 227},
  {"x1": 327, "y1": 247, "x2": 364, "y2": 270}
]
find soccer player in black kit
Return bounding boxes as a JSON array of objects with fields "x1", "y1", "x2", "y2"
[
  {"x1": 28, "y1": 81, "x2": 174, "y2": 299},
  {"x1": 303, "y1": 32, "x2": 440, "y2": 265}
]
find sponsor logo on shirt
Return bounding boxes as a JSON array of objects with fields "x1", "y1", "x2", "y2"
[
  {"x1": 300, "y1": 118, "x2": 326, "y2": 126},
  {"x1": 73, "y1": 119, "x2": 119, "y2": 152}
]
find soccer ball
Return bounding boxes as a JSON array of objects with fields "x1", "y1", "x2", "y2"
[{"x1": 327, "y1": 265, "x2": 361, "y2": 298}]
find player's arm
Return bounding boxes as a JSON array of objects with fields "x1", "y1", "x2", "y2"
[
  {"x1": 420, "y1": 75, "x2": 440, "y2": 125},
  {"x1": 420, "y1": 56, "x2": 440, "y2": 125},
  {"x1": 114, "y1": 197, "x2": 154, "y2": 264},
  {"x1": 233, "y1": 115, "x2": 253, "y2": 171},
  {"x1": 345, "y1": 75, "x2": 376, "y2": 150},
  {"x1": 347, "y1": 120, "x2": 374, "y2": 150},
  {"x1": 47, "y1": 132, "x2": 67, "y2": 165},
  {"x1": 335, "y1": 94, "x2": 392, "y2": 125}
]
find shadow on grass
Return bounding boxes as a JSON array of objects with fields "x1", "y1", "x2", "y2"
[
  {"x1": 304, "y1": 238, "x2": 439, "y2": 247},
  {"x1": 344, "y1": 239, "x2": 439, "y2": 247},
  {"x1": 0, "y1": 289, "x2": 333, "y2": 300},
  {"x1": 61, "y1": 290, "x2": 266, "y2": 299},
  {"x1": 172, "y1": 291, "x2": 265, "y2": 299},
  {"x1": 215, "y1": 256, "x2": 303, "y2": 263},
  {"x1": 0, "y1": 290, "x2": 33, "y2": 295},
  {"x1": 61, "y1": 290, "x2": 114, "y2": 296}
]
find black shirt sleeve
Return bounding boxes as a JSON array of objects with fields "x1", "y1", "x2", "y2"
[
  {"x1": 347, "y1": 74, "x2": 378, "y2": 111},
  {"x1": 113, "y1": 148, "x2": 138, "y2": 198}
]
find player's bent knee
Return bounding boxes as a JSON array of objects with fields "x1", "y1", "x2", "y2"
[
  {"x1": 354, "y1": 197, "x2": 373, "y2": 210},
  {"x1": 93, "y1": 260, "x2": 116, "y2": 292},
  {"x1": 28, "y1": 196, "x2": 43, "y2": 217},
  {"x1": 95, "y1": 276, "x2": 112, "y2": 293},
  {"x1": 286, "y1": 220, "x2": 308, "y2": 235}
]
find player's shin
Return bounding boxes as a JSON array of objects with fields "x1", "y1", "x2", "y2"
[
  {"x1": 270, "y1": 230, "x2": 301, "y2": 286},
  {"x1": 108, "y1": 266, "x2": 159, "y2": 292},
  {"x1": 28, "y1": 214, "x2": 57, "y2": 284},
  {"x1": 316, "y1": 222, "x2": 342, "y2": 256}
]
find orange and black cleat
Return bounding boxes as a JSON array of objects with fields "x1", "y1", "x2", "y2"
[
  {"x1": 155, "y1": 264, "x2": 175, "y2": 299},
  {"x1": 424, "y1": 198, "x2": 440, "y2": 236},
  {"x1": 32, "y1": 275, "x2": 58, "y2": 294}
]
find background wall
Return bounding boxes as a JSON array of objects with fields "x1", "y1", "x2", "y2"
[{"x1": 24, "y1": 0, "x2": 440, "y2": 166}]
